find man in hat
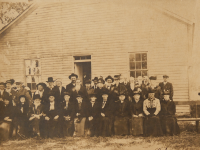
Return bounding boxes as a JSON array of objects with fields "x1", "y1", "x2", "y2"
[
  {"x1": 160, "y1": 91, "x2": 180, "y2": 136},
  {"x1": 44, "y1": 92, "x2": 61, "y2": 138},
  {"x1": 148, "y1": 76, "x2": 162, "y2": 100},
  {"x1": 105, "y1": 75, "x2": 114, "y2": 91},
  {"x1": 86, "y1": 93, "x2": 101, "y2": 137},
  {"x1": 110, "y1": 74, "x2": 128, "y2": 103},
  {"x1": 15, "y1": 81, "x2": 32, "y2": 106},
  {"x1": 71, "y1": 79, "x2": 88, "y2": 103},
  {"x1": 33, "y1": 82, "x2": 49, "y2": 105},
  {"x1": 74, "y1": 94, "x2": 88, "y2": 137},
  {"x1": 85, "y1": 80, "x2": 94, "y2": 95},
  {"x1": 5, "y1": 79, "x2": 17, "y2": 106},
  {"x1": 95, "y1": 78, "x2": 109, "y2": 103},
  {"x1": 60, "y1": 91, "x2": 75, "y2": 137},
  {"x1": 54, "y1": 78, "x2": 65, "y2": 104},
  {"x1": 92, "y1": 77, "x2": 98, "y2": 90},
  {"x1": 66, "y1": 73, "x2": 78, "y2": 93},
  {"x1": 28, "y1": 94, "x2": 45, "y2": 138},
  {"x1": 46, "y1": 77, "x2": 57, "y2": 94},
  {"x1": 159, "y1": 75, "x2": 173, "y2": 100},
  {"x1": 99, "y1": 89, "x2": 114, "y2": 137},
  {"x1": 143, "y1": 88, "x2": 163, "y2": 137},
  {"x1": 0, "y1": 82, "x2": 9, "y2": 102}
]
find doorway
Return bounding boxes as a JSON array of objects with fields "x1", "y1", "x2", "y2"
[{"x1": 74, "y1": 62, "x2": 91, "y2": 85}]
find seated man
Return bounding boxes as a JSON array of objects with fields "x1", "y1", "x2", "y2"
[
  {"x1": 60, "y1": 91, "x2": 75, "y2": 137},
  {"x1": 74, "y1": 94, "x2": 88, "y2": 137},
  {"x1": 29, "y1": 94, "x2": 45, "y2": 138},
  {"x1": 99, "y1": 89, "x2": 113, "y2": 137},
  {"x1": 86, "y1": 93, "x2": 101, "y2": 137},
  {"x1": 160, "y1": 91, "x2": 180, "y2": 136},
  {"x1": 0, "y1": 94, "x2": 13, "y2": 141},
  {"x1": 44, "y1": 93, "x2": 60, "y2": 138}
]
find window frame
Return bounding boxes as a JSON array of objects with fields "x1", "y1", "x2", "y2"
[{"x1": 128, "y1": 52, "x2": 148, "y2": 78}]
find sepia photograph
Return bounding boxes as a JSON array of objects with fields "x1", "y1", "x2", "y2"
[{"x1": 0, "y1": 0, "x2": 200, "y2": 149}]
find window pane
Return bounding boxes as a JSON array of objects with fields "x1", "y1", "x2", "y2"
[
  {"x1": 35, "y1": 76, "x2": 41, "y2": 83},
  {"x1": 35, "y1": 67, "x2": 40, "y2": 75},
  {"x1": 130, "y1": 71, "x2": 135, "y2": 78},
  {"x1": 32, "y1": 76, "x2": 35, "y2": 83},
  {"x1": 32, "y1": 83, "x2": 36, "y2": 90},
  {"x1": 136, "y1": 62, "x2": 141, "y2": 69},
  {"x1": 136, "y1": 71, "x2": 141, "y2": 77},
  {"x1": 142, "y1": 62, "x2": 147, "y2": 69},
  {"x1": 136, "y1": 54, "x2": 141, "y2": 61},
  {"x1": 35, "y1": 60, "x2": 39, "y2": 67},
  {"x1": 130, "y1": 62, "x2": 135, "y2": 69},
  {"x1": 27, "y1": 83, "x2": 31, "y2": 90},
  {"x1": 129, "y1": 54, "x2": 135, "y2": 61},
  {"x1": 142, "y1": 70, "x2": 148, "y2": 76},
  {"x1": 142, "y1": 53, "x2": 147, "y2": 61}
]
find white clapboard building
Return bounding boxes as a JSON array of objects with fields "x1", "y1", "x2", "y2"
[{"x1": 0, "y1": 0, "x2": 197, "y2": 112}]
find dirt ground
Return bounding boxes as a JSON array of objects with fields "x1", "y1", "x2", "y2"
[{"x1": 1, "y1": 122, "x2": 200, "y2": 150}]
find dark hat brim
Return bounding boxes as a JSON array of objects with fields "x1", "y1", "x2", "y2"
[{"x1": 69, "y1": 73, "x2": 78, "y2": 79}]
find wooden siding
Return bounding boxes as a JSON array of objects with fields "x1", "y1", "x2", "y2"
[{"x1": 0, "y1": 1, "x2": 190, "y2": 111}]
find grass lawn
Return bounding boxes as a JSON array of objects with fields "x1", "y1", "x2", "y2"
[{"x1": 0, "y1": 122, "x2": 200, "y2": 150}]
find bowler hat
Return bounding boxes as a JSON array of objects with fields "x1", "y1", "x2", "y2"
[
  {"x1": 46, "y1": 77, "x2": 55, "y2": 82},
  {"x1": 92, "y1": 77, "x2": 98, "y2": 81},
  {"x1": 163, "y1": 75, "x2": 169, "y2": 78},
  {"x1": 102, "y1": 89, "x2": 109, "y2": 95},
  {"x1": 76, "y1": 94, "x2": 83, "y2": 98},
  {"x1": 114, "y1": 74, "x2": 121, "y2": 80},
  {"x1": 98, "y1": 78, "x2": 105, "y2": 84},
  {"x1": 149, "y1": 76, "x2": 157, "y2": 80},
  {"x1": 37, "y1": 82, "x2": 47, "y2": 89},
  {"x1": 105, "y1": 75, "x2": 114, "y2": 82},
  {"x1": 85, "y1": 79, "x2": 91, "y2": 84},
  {"x1": 48, "y1": 91, "x2": 55, "y2": 97},
  {"x1": 69, "y1": 73, "x2": 78, "y2": 79},
  {"x1": 33, "y1": 94, "x2": 41, "y2": 100},
  {"x1": 89, "y1": 92, "x2": 97, "y2": 98},
  {"x1": 63, "y1": 91, "x2": 71, "y2": 96},
  {"x1": 163, "y1": 90, "x2": 170, "y2": 95},
  {"x1": 132, "y1": 87, "x2": 141, "y2": 95}
]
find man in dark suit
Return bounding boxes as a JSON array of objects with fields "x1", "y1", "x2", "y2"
[
  {"x1": 91, "y1": 77, "x2": 98, "y2": 90},
  {"x1": 87, "y1": 93, "x2": 101, "y2": 137},
  {"x1": 33, "y1": 83, "x2": 49, "y2": 105},
  {"x1": 105, "y1": 75, "x2": 114, "y2": 91},
  {"x1": 54, "y1": 78, "x2": 65, "y2": 104},
  {"x1": 66, "y1": 73, "x2": 78, "y2": 93},
  {"x1": 0, "y1": 82, "x2": 9, "y2": 103},
  {"x1": 159, "y1": 75, "x2": 173, "y2": 100},
  {"x1": 46, "y1": 77, "x2": 57, "y2": 94},
  {"x1": 44, "y1": 93, "x2": 61, "y2": 138}
]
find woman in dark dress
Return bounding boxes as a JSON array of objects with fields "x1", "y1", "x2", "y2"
[
  {"x1": 148, "y1": 76, "x2": 162, "y2": 100},
  {"x1": 143, "y1": 88, "x2": 163, "y2": 136},
  {"x1": 130, "y1": 88, "x2": 144, "y2": 136},
  {"x1": 114, "y1": 92, "x2": 130, "y2": 135},
  {"x1": 16, "y1": 95, "x2": 29, "y2": 138},
  {"x1": 160, "y1": 91, "x2": 180, "y2": 136}
]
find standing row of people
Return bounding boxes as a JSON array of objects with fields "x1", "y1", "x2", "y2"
[{"x1": 0, "y1": 73, "x2": 178, "y2": 140}]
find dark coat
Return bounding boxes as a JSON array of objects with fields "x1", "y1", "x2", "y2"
[
  {"x1": 66, "y1": 83, "x2": 76, "y2": 92},
  {"x1": 130, "y1": 99, "x2": 143, "y2": 116},
  {"x1": 44, "y1": 102, "x2": 61, "y2": 119},
  {"x1": 110, "y1": 83, "x2": 128, "y2": 102},
  {"x1": 100, "y1": 100, "x2": 113, "y2": 117},
  {"x1": 61, "y1": 101, "x2": 75, "y2": 119},
  {"x1": 0, "y1": 90, "x2": 9, "y2": 100},
  {"x1": 114, "y1": 100, "x2": 130, "y2": 117},
  {"x1": 74, "y1": 100, "x2": 88, "y2": 118},
  {"x1": 54, "y1": 86, "x2": 66, "y2": 104},
  {"x1": 71, "y1": 85, "x2": 89, "y2": 103},
  {"x1": 160, "y1": 100, "x2": 176, "y2": 116},
  {"x1": 88, "y1": 102, "x2": 101, "y2": 118},
  {"x1": 28, "y1": 103, "x2": 45, "y2": 117},
  {"x1": 33, "y1": 90, "x2": 49, "y2": 104},
  {"x1": 16, "y1": 102, "x2": 29, "y2": 119},
  {"x1": 15, "y1": 88, "x2": 32, "y2": 105},
  {"x1": 159, "y1": 82, "x2": 173, "y2": 99},
  {"x1": 95, "y1": 87, "x2": 109, "y2": 103},
  {"x1": 0, "y1": 104, "x2": 14, "y2": 121}
]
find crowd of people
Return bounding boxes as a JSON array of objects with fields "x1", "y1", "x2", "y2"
[{"x1": 0, "y1": 73, "x2": 180, "y2": 140}]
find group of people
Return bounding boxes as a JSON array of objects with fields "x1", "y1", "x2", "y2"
[{"x1": 0, "y1": 73, "x2": 180, "y2": 140}]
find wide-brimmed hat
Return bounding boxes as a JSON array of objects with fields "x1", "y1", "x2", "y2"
[
  {"x1": 6, "y1": 79, "x2": 14, "y2": 85},
  {"x1": 36, "y1": 82, "x2": 47, "y2": 89},
  {"x1": 102, "y1": 88, "x2": 109, "y2": 95},
  {"x1": 92, "y1": 77, "x2": 98, "y2": 82},
  {"x1": 149, "y1": 76, "x2": 157, "y2": 80},
  {"x1": 69, "y1": 73, "x2": 78, "y2": 79},
  {"x1": 33, "y1": 94, "x2": 41, "y2": 100},
  {"x1": 163, "y1": 90, "x2": 170, "y2": 95},
  {"x1": 114, "y1": 74, "x2": 121, "y2": 80},
  {"x1": 98, "y1": 78, "x2": 105, "y2": 84},
  {"x1": 63, "y1": 91, "x2": 71, "y2": 96},
  {"x1": 46, "y1": 77, "x2": 55, "y2": 82},
  {"x1": 163, "y1": 75, "x2": 169, "y2": 78},
  {"x1": 132, "y1": 87, "x2": 141, "y2": 96},
  {"x1": 89, "y1": 92, "x2": 97, "y2": 98},
  {"x1": 105, "y1": 75, "x2": 114, "y2": 82}
]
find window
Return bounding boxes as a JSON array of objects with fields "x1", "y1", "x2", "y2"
[
  {"x1": 25, "y1": 59, "x2": 41, "y2": 91},
  {"x1": 129, "y1": 53, "x2": 148, "y2": 78}
]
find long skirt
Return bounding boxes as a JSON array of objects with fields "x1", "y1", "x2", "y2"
[
  {"x1": 17, "y1": 117, "x2": 29, "y2": 138},
  {"x1": 130, "y1": 117, "x2": 144, "y2": 136},
  {"x1": 114, "y1": 116, "x2": 129, "y2": 135},
  {"x1": 74, "y1": 117, "x2": 86, "y2": 137},
  {"x1": 85, "y1": 118, "x2": 100, "y2": 137},
  {"x1": 29, "y1": 118, "x2": 41, "y2": 136},
  {"x1": 0, "y1": 121, "x2": 11, "y2": 141},
  {"x1": 99, "y1": 117, "x2": 112, "y2": 137},
  {"x1": 160, "y1": 116, "x2": 180, "y2": 136},
  {"x1": 144, "y1": 116, "x2": 163, "y2": 137},
  {"x1": 44, "y1": 119, "x2": 59, "y2": 138}
]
